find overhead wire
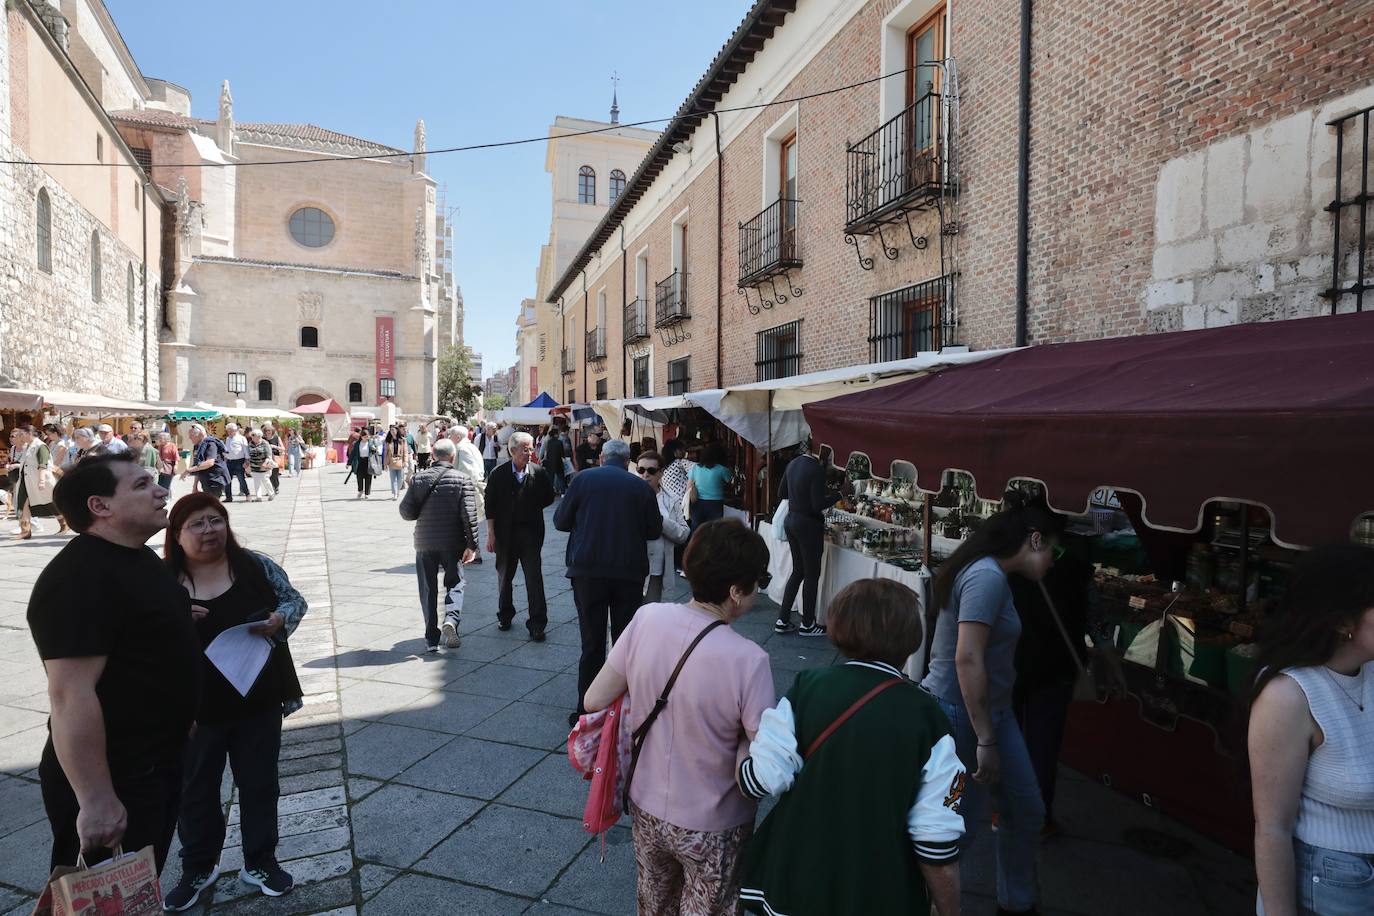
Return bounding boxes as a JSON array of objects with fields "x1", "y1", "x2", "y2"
[{"x1": 2, "y1": 67, "x2": 915, "y2": 169}]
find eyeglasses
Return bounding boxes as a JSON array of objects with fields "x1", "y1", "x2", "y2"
[
  {"x1": 184, "y1": 516, "x2": 227, "y2": 534},
  {"x1": 757, "y1": 571, "x2": 772, "y2": 590},
  {"x1": 637, "y1": 466, "x2": 661, "y2": 476}
]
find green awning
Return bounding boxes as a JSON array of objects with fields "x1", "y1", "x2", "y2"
[{"x1": 166, "y1": 409, "x2": 220, "y2": 422}]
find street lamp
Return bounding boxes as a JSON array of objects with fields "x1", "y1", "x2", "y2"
[{"x1": 227, "y1": 371, "x2": 247, "y2": 395}]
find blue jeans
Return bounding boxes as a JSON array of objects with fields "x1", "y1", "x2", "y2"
[
  {"x1": 389, "y1": 467, "x2": 405, "y2": 496},
  {"x1": 1292, "y1": 838, "x2": 1374, "y2": 915},
  {"x1": 689, "y1": 498, "x2": 725, "y2": 532},
  {"x1": 937, "y1": 697, "x2": 1044, "y2": 912}
]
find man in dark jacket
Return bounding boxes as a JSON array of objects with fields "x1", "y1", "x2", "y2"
[
  {"x1": 399, "y1": 439, "x2": 479, "y2": 652},
  {"x1": 485, "y1": 431, "x2": 556, "y2": 640},
  {"x1": 540, "y1": 427, "x2": 568, "y2": 495},
  {"x1": 553, "y1": 438, "x2": 662, "y2": 724}
]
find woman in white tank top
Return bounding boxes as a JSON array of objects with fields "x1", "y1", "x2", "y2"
[{"x1": 1249, "y1": 544, "x2": 1374, "y2": 916}]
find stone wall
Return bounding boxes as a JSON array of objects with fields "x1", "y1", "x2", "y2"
[{"x1": 0, "y1": 7, "x2": 158, "y2": 398}]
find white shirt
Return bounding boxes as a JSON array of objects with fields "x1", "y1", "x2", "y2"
[
  {"x1": 224, "y1": 433, "x2": 248, "y2": 461},
  {"x1": 99, "y1": 437, "x2": 129, "y2": 454},
  {"x1": 481, "y1": 433, "x2": 498, "y2": 460}
]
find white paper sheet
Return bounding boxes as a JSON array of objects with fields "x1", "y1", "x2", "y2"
[{"x1": 204, "y1": 623, "x2": 273, "y2": 697}]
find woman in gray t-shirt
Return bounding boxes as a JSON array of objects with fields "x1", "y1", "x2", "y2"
[{"x1": 919, "y1": 491, "x2": 1058, "y2": 916}]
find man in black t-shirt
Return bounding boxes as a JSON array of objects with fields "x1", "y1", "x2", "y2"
[
  {"x1": 574, "y1": 431, "x2": 601, "y2": 472},
  {"x1": 27, "y1": 452, "x2": 201, "y2": 871}
]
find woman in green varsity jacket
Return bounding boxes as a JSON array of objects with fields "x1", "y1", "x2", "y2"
[{"x1": 737, "y1": 579, "x2": 966, "y2": 916}]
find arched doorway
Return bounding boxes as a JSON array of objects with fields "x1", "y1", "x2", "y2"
[{"x1": 294, "y1": 392, "x2": 326, "y2": 407}]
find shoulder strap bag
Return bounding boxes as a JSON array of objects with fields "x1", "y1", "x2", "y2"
[
  {"x1": 622, "y1": 619, "x2": 727, "y2": 811},
  {"x1": 803, "y1": 677, "x2": 904, "y2": 760}
]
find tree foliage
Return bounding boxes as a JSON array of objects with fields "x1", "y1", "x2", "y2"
[
  {"x1": 437, "y1": 345, "x2": 482, "y2": 419},
  {"x1": 483, "y1": 393, "x2": 508, "y2": 413}
]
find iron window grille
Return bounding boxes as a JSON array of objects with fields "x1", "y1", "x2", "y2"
[
  {"x1": 655, "y1": 271, "x2": 690, "y2": 326},
  {"x1": 585, "y1": 327, "x2": 607, "y2": 361},
  {"x1": 633, "y1": 355, "x2": 650, "y2": 398},
  {"x1": 257, "y1": 379, "x2": 273, "y2": 401},
  {"x1": 845, "y1": 90, "x2": 953, "y2": 233},
  {"x1": 379, "y1": 378, "x2": 397, "y2": 399},
  {"x1": 756, "y1": 320, "x2": 802, "y2": 382},
  {"x1": 1324, "y1": 103, "x2": 1374, "y2": 313},
  {"x1": 667, "y1": 358, "x2": 691, "y2": 395},
  {"x1": 561, "y1": 347, "x2": 576, "y2": 376},
  {"x1": 348, "y1": 382, "x2": 364, "y2": 403},
  {"x1": 739, "y1": 198, "x2": 803, "y2": 286},
  {"x1": 130, "y1": 146, "x2": 153, "y2": 174},
  {"x1": 868, "y1": 275, "x2": 958, "y2": 361},
  {"x1": 624, "y1": 297, "x2": 651, "y2": 343},
  {"x1": 227, "y1": 372, "x2": 247, "y2": 395}
]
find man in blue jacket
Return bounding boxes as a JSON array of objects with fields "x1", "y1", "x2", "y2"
[{"x1": 554, "y1": 437, "x2": 662, "y2": 726}]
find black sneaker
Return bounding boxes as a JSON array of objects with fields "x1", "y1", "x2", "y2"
[
  {"x1": 241, "y1": 863, "x2": 294, "y2": 897},
  {"x1": 163, "y1": 865, "x2": 218, "y2": 911},
  {"x1": 496, "y1": 620, "x2": 512, "y2": 632},
  {"x1": 798, "y1": 623, "x2": 828, "y2": 637},
  {"x1": 773, "y1": 618, "x2": 797, "y2": 635},
  {"x1": 529, "y1": 630, "x2": 546, "y2": 642}
]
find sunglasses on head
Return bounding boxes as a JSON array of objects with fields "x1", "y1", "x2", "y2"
[
  {"x1": 637, "y1": 465, "x2": 661, "y2": 475},
  {"x1": 757, "y1": 571, "x2": 772, "y2": 590}
]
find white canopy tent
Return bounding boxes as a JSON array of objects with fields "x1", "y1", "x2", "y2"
[
  {"x1": 591, "y1": 350, "x2": 1015, "y2": 450},
  {"x1": 496, "y1": 406, "x2": 555, "y2": 426}
]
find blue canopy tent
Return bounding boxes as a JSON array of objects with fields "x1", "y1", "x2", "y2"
[{"x1": 524, "y1": 392, "x2": 558, "y2": 408}]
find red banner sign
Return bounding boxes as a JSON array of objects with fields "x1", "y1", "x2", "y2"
[
  {"x1": 375, "y1": 316, "x2": 395, "y2": 401},
  {"x1": 529, "y1": 367, "x2": 538, "y2": 402}
]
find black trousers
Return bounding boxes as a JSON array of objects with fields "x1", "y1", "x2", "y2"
[
  {"x1": 270, "y1": 463, "x2": 280, "y2": 492},
  {"x1": 39, "y1": 740, "x2": 183, "y2": 873},
  {"x1": 354, "y1": 460, "x2": 372, "y2": 495},
  {"x1": 497, "y1": 530, "x2": 548, "y2": 635},
  {"x1": 1013, "y1": 681, "x2": 1074, "y2": 821},
  {"x1": 177, "y1": 707, "x2": 283, "y2": 873},
  {"x1": 225, "y1": 458, "x2": 249, "y2": 498},
  {"x1": 416, "y1": 549, "x2": 463, "y2": 647},
  {"x1": 781, "y1": 513, "x2": 825, "y2": 626},
  {"x1": 573, "y1": 576, "x2": 642, "y2": 714}
]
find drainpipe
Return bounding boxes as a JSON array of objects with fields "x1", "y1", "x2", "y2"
[
  {"x1": 581, "y1": 270, "x2": 588, "y2": 401},
  {"x1": 620, "y1": 225, "x2": 628, "y2": 398},
  {"x1": 711, "y1": 111, "x2": 724, "y2": 388},
  {"x1": 141, "y1": 181, "x2": 149, "y2": 400},
  {"x1": 1013, "y1": 0, "x2": 1033, "y2": 347}
]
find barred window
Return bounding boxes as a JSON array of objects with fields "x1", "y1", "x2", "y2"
[
  {"x1": 348, "y1": 382, "x2": 364, "y2": 403},
  {"x1": 755, "y1": 320, "x2": 801, "y2": 382},
  {"x1": 633, "y1": 355, "x2": 650, "y2": 397},
  {"x1": 868, "y1": 275, "x2": 956, "y2": 361},
  {"x1": 667, "y1": 357, "x2": 691, "y2": 395},
  {"x1": 257, "y1": 379, "x2": 274, "y2": 401}
]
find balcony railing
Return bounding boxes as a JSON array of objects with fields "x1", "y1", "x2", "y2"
[
  {"x1": 845, "y1": 91, "x2": 953, "y2": 233},
  {"x1": 868, "y1": 274, "x2": 959, "y2": 362},
  {"x1": 739, "y1": 198, "x2": 802, "y2": 286},
  {"x1": 655, "y1": 271, "x2": 690, "y2": 326},
  {"x1": 561, "y1": 347, "x2": 575, "y2": 376},
  {"x1": 585, "y1": 327, "x2": 606, "y2": 361},
  {"x1": 623, "y1": 298, "x2": 650, "y2": 343}
]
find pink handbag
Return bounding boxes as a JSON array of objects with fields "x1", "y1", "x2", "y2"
[{"x1": 568, "y1": 695, "x2": 632, "y2": 845}]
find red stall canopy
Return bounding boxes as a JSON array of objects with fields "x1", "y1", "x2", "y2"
[
  {"x1": 290, "y1": 398, "x2": 347, "y2": 416},
  {"x1": 804, "y1": 312, "x2": 1374, "y2": 547}
]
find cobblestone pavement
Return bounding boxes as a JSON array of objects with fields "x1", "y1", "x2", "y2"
[{"x1": 0, "y1": 465, "x2": 1257, "y2": 915}]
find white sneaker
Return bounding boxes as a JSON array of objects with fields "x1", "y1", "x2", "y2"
[{"x1": 441, "y1": 621, "x2": 460, "y2": 648}]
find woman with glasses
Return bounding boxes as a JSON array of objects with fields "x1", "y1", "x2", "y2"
[
  {"x1": 635, "y1": 451, "x2": 691, "y2": 604},
  {"x1": 583, "y1": 519, "x2": 775, "y2": 916},
  {"x1": 920, "y1": 489, "x2": 1059, "y2": 916},
  {"x1": 161, "y1": 493, "x2": 307, "y2": 910}
]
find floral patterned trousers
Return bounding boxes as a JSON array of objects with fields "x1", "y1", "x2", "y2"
[{"x1": 631, "y1": 804, "x2": 753, "y2": 916}]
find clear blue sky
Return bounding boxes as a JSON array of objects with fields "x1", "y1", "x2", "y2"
[{"x1": 106, "y1": 0, "x2": 751, "y2": 378}]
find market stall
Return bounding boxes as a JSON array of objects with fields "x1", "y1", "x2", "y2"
[
  {"x1": 802, "y1": 310, "x2": 1374, "y2": 852},
  {"x1": 291, "y1": 398, "x2": 351, "y2": 463}
]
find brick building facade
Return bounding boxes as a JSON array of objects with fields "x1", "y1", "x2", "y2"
[{"x1": 546, "y1": 0, "x2": 1374, "y2": 403}]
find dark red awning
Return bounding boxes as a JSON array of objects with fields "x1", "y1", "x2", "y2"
[{"x1": 803, "y1": 312, "x2": 1374, "y2": 547}]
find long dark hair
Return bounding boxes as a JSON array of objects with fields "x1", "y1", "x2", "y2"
[
  {"x1": 1250, "y1": 544, "x2": 1374, "y2": 704},
  {"x1": 931, "y1": 488, "x2": 1058, "y2": 612},
  {"x1": 700, "y1": 443, "x2": 724, "y2": 469},
  {"x1": 164, "y1": 492, "x2": 272, "y2": 604}
]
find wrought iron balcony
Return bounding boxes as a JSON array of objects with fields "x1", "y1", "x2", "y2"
[
  {"x1": 654, "y1": 271, "x2": 690, "y2": 327},
  {"x1": 739, "y1": 198, "x2": 802, "y2": 286},
  {"x1": 585, "y1": 327, "x2": 606, "y2": 361},
  {"x1": 560, "y1": 347, "x2": 575, "y2": 376},
  {"x1": 868, "y1": 274, "x2": 959, "y2": 362},
  {"x1": 845, "y1": 91, "x2": 954, "y2": 234},
  {"x1": 623, "y1": 298, "x2": 650, "y2": 344}
]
